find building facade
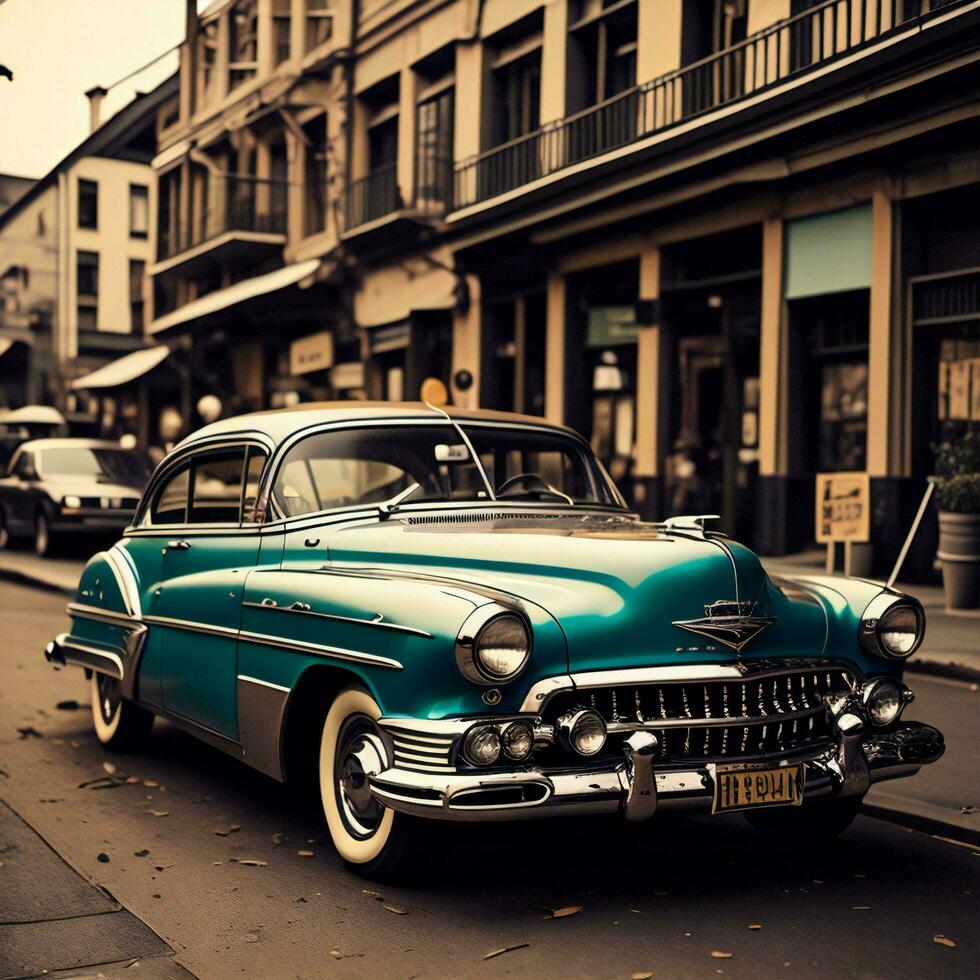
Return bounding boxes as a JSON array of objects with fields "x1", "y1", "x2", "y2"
[
  {"x1": 148, "y1": 0, "x2": 980, "y2": 573},
  {"x1": 0, "y1": 78, "x2": 178, "y2": 439}
]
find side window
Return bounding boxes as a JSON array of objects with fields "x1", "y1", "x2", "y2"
[
  {"x1": 188, "y1": 447, "x2": 248, "y2": 524},
  {"x1": 14, "y1": 450, "x2": 36, "y2": 480},
  {"x1": 151, "y1": 463, "x2": 191, "y2": 524},
  {"x1": 242, "y1": 447, "x2": 269, "y2": 523}
]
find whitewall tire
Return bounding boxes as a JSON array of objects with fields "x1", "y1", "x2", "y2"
[
  {"x1": 319, "y1": 686, "x2": 420, "y2": 878},
  {"x1": 90, "y1": 672, "x2": 154, "y2": 751}
]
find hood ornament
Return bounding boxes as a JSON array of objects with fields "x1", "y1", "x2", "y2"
[{"x1": 673, "y1": 599, "x2": 775, "y2": 652}]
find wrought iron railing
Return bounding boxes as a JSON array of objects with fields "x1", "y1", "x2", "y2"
[
  {"x1": 454, "y1": 0, "x2": 969, "y2": 210},
  {"x1": 344, "y1": 163, "x2": 401, "y2": 231},
  {"x1": 158, "y1": 174, "x2": 288, "y2": 260}
]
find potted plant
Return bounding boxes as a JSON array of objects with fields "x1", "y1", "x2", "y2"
[{"x1": 934, "y1": 431, "x2": 980, "y2": 611}]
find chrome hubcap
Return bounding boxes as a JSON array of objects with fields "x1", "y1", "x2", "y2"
[
  {"x1": 335, "y1": 720, "x2": 387, "y2": 839},
  {"x1": 96, "y1": 674, "x2": 120, "y2": 725}
]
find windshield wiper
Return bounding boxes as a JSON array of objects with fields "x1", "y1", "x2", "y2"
[{"x1": 378, "y1": 482, "x2": 423, "y2": 521}]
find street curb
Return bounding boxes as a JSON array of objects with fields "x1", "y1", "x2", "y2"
[
  {"x1": 862, "y1": 802, "x2": 980, "y2": 848},
  {"x1": 0, "y1": 565, "x2": 74, "y2": 598},
  {"x1": 905, "y1": 657, "x2": 980, "y2": 685}
]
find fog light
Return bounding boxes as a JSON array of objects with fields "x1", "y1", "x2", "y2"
[
  {"x1": 863, "y1": 678, "x2": 906, "y2": 727},
  {"x1": 558, "y1": 708, "x2": 607, "y2": 757},
  {"x1": 501, "y1": 721, "x2": 534, "y2": 761},
  {"x1": 463, "y1": 725, "x2": 501, "y2": 766}
]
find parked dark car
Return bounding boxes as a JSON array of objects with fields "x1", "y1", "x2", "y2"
[{"x1": 0, "y1": 438, "x2": 152, "y2": 556}]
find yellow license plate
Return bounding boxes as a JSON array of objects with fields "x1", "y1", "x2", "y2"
[{"x1": 711, "y1": 763, "x2": 805, "y2": 814}]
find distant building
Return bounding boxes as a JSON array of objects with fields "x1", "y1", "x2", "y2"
[
  {"x1": 146, "y1": 0, "x2": 979, "y2": 574},
  {"x1": 0, "y1": 76, "x2": 178, "y2": 441},
  {"x1": 0, "y1": 173, "x2": 36, "y2": 217}
]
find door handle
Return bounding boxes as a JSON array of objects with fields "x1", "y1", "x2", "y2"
[{"x1": 166, "y1": 539, "x2": 191, "y2": 550}]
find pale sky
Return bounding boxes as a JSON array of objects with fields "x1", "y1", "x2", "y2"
[{"x1": 0, "y1": 0, "x2": 193, "y2": 179}]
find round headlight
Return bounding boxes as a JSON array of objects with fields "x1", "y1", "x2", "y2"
[
  {"x1": 63, "y1": 495, "x2": 82, "y2": 509},
  {"x1": 463, "y1": 725, "x2": 501, "y2": 766},
  {"x1": 474, "y1": 614, "x2": 530, "y2": 680},
  {"x1": 501, "y1": 721, "x2": 534, "y2": 761},
  {"x1": 864, "y1": 679, "x2": 904, "y2": 727},
  {"x1": 878, "y1": 605, "x2": 922, "y2": 658},
  {"x1": 558, "y1": 708, "x2": 607, "y2": 757}
]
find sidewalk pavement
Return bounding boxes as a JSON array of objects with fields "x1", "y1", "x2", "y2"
[{"x1": 2, "y1": 546, "x2": 976, "y2": 680}]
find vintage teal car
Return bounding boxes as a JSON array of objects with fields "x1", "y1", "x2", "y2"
[{"x1": 44, "y1": 403, "x2": 944, "y2": 878}]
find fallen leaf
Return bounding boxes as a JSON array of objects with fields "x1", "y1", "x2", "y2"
[
  {"x1": 329, "y1": 951, "x2": 343, "y2": 960},
  {"x1": 483, "y1": 944, "x2": 530, "y2": 960},
  {"x1": 134, "y1": 849, "x2": 149, "y2": 858},
  {"x1": 933, "y1": 935, "x2": 957, "y2": 948},
  {"x1": 852, "y1": 906, "x2": 871, "y2": 911},
  {"x1": 213, "y1": 824, "x2": 241, "y2": 837},
  {"x1": 631, "y1": 973, "x2": 653, "y2": 980},
  {"x1": 56, "y1": 700, "x2": 80, "y2": 711},
  {"x1": 212, "y1": 861, "x2": 223, "y2": 866},
  {"x1": 154, "y1": 864, "x2": 174, "y2": 871},
  {"x1": 271, "y1": 832, "x2": 285, "y2": 845},
  {"x1": 103, "y1": 762, "x2": 118, "y2": 775},
  {"x1": 961, "y1": 805, "x2": 977, "y2": 815},
  {"x1": 97, "y1": 852, "x2": 110, "y2": 863},
  {"x1": 17, "y1": 726, "x2": 42, "y2": 739},
  {"x1": 297, "y1": 850, "x2": 314, "y2": 858},
  {"x1": 238, "y1": 859, "x2": 267, "y2": 867},
  {"x1": 126, "y1": 776, "x2": 140, "y2": 784},
  {"x1": 149, "y1": 810, "x2": 169, "y2": 817},
  {"x1": 748, "y1": 924, "x2": 763, "y2": 930},
  {"x1": 384, "y1": 905, "x2": 408, "y2": 914},
  {"x1": 144, "y1": 780, "x2": 158, "y2": 788},
  {"x1": 550, "y1": 905, "x2": 583, "y2": 919},
  {"x1": 362, "y1": 889, "x2": 383, "y2": 900},
  {"x1": 710, "y1": 951, "x2": 733, "y2": 959},
  {"x1": 812, "y1": 879, "x2": 825, "y2": 885}
]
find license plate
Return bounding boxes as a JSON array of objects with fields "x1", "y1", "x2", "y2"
[{"x1": 711, "y1": 763, "x2": 805, "y2": 814}]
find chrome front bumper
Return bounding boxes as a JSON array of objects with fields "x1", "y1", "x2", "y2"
[{"x1": 368, "y1": 722, "x2": 944, "y2": 822}]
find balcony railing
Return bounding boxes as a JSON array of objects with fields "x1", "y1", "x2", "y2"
[
  {"x1": 158, "y1": 175, "x2": 288, "y2": 261},
  {"x1": 344, "y1": 163, "x2": 401, "y2": 231},
  {"x1": 454, "y1": 0, "x2": 969, "y2": 210}
]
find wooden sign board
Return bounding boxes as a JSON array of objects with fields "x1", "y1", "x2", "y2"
[{"x1": 815, "y1": 471, "x2": 870, "y2": 544}]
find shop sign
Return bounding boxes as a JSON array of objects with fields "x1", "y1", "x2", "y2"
[
  {"x1": 290, "y1": 331, "x2": 334, "y2": 376},
  {"x1": 330, "y1": 362, "x2": 365, "y2": 390},
  {"x1": 586, "y1": 307, "x2": 639, "y2": 348},
  {"x1": 815, "y1": 471, "x2": 870, "y2": 543}
]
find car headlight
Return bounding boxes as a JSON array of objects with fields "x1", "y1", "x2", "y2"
[
  {"x1": 63, "y1": 495, "x2": 82, "y2": 509},
  {"x1": 859, "y1": 595, "x2": 925, "y2": 660},
  {"x1": 462, "y1": 725, "x2": 501, "y2": 766},
  {"x1": 557, "y1": 708, "x2": 607, "y2": 757},
  {"x1": 862, "y1": 678, "x2": 910, "y2": 727},
  {"x1": 501, "y1": 721, "x2": 534, "y2": 761},
  {"x1": 455, "y1": 604, "x2": 532, "y2": 684}
]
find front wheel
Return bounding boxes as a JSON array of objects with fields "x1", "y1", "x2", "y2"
[
  {"x1": 743, "y1": 793, "x2": 863, "y2": 842},
  {"x1": 91, "y1": 672, "x2": 154, "y2": 751},
  {"x1": 319, "y1": 686, "x2": 423, "y2": 880},
  {"x1": 34, "y1": 510, "x2": 54, "y2": 557}
]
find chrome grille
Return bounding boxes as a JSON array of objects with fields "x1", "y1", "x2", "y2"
[
  {"x1": 382, "y1": 724, "x2": 456, "y2": 774},
  {"x1": 543, "y1": 664, "x2": 855, "y2": 762}
]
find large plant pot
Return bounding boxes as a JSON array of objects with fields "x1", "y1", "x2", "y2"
[{"x1": 937, "y1": 511, "x2": 980, "y2": 610}]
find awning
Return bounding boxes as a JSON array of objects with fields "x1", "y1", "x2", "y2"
[
  {"x1": 151, "y1": 139, "x2": 192, "y2": 172},
  {"x1": 149, "y1": 259, "x2": 321, "y2": 335},
  {"x1": 0, "y1": 405, "x2": 65, "y2": 426},
  {"x1": 355, "y1": 250, "x2": 459, "y2": 328},
  {"x1": 70, "y1": 345, "x2": 170, "y2": 390}
]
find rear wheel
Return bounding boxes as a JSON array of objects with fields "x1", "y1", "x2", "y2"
[
  {"x1": 319, "y1": 686, "x2": 423, "y2": 880},
  {"x1": 0, "y1": 508, "x2": 9, "y2": 549},
  {"x1": 34, "y1": 510, "x2": 54, "y2": 557},
  {"x1": 90, "y1": 672, "x2": 154, "y2": 751},
  {"x1": 743, "y1": 793, "x2": 863, "y2": 842}
]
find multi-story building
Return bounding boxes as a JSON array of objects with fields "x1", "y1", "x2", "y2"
[
  {"x1": 152, "y1": 0, "x2": 980, "y2": 574},
  {"x1": 0, "y1": 77, "x2": 178, "y2": 439}
]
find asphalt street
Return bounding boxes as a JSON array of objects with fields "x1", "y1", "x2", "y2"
[{"x1": 1, "y1": 578, "x2": 978, "y2": 980}]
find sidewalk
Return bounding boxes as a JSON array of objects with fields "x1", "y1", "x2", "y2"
[{"x1": 0, "y1": 549, "x2": 80, "y2": 597}]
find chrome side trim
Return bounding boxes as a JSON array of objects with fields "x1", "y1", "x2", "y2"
[
  {"x1": 241, "y1": 600, "x2": 432, "y2": 639},
  {"x1": 108, "y1": 544, "x2": 143, "y2": 618},
  {"x1": 238, "y1": 630, "x2": 402, "y2": 670},
  {"x1": 237, "y1": 674, "x2": 291, "y2": 693},
  {"x1": 142, "y1": 614, "x2": 239, "y2": 639},
  {"x1": 67, "y1": 602, "x2": 139, "y2": 627}
]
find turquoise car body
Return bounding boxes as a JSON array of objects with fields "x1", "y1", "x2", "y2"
[{"x1": 46, "y1": 403, "x2": 940, "y2": 820}]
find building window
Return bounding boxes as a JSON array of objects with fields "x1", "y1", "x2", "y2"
[
  {"x1": 197, "y1": 18, "x2": 220, "y2": 107},
  {"x1": 568, "y1": 0, "x2": 638, "y2": 110},
  {"x1": 129, "y1": 259, "x2": 145, "y2": 334},
  {"x1": 492, "y1": 48, "x2": 541, "y2": 147},
  {"x1": 273, "y1": 0, "x2": 291, "y2": 64},
  {"x1": 78, "y1": 178, "x2": 98, "y2": 229},
  {"x1": 129, "y1": 184, "x2": 149, "y2": 239},
  {"x1": 77, "y1": 250, "x2": 99, "y2": 331},
  {"x1": 229, "y1": 0, "x2": 258, "y2": 90},
  {"x1": 414, "y1": 46, "x2": 455, "y2": 210},
  {"x1": 305, "y1": 0, "x2": 333, "y2": 53},
  {"x1": 303, "y1": 116, "x2": 328, "y2": 237},
  {"x1": 157, "y1": 167, "x2": 182, "y2": 259}
]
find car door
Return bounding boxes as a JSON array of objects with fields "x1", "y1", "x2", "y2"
[
  {"x1": 1, "y1": 448, "x2": 39, "y2": 535},
  {"x1": 150, "y1": 442, "x2": 268, "y2": 739}
]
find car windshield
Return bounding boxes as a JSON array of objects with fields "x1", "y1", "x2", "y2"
[
  {"x1": 39, "y1": 447, "x2": 153, "y2": 486},
  {"x1": 272, "y1": 424, "x2": 621, "y2": 518}
]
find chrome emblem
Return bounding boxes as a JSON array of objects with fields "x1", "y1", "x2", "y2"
[{"x1": 673, "y1": 598, "x2": 775, "y2": 652}]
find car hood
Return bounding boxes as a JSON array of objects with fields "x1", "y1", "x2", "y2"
[
  {"x1": 41, "y1": 478, "x2": 141, "y2": 498},
  {"x1": 324, "y1": 514, "x2": 828, "y2": 673}
]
